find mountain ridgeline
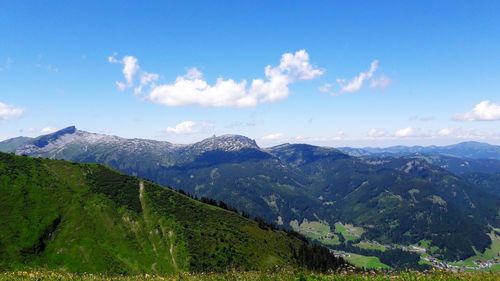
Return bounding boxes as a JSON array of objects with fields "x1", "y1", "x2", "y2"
[
  {"x1": 0, "y1": 152, "x2": 347, "y2": 273},
  {"x1": 1, "y1": 127, "x2": 499, "y2": 263}
]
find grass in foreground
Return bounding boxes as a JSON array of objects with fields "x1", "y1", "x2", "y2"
[
  {"x1": 0, "y1": 270, "x2": 499, "y2": 281},
  {"x1": 344, "y1": 253, "x2": 390, "y2": 270}
]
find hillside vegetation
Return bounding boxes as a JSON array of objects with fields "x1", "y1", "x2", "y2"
[
  {"x1": 0, "y1": 153, "x2": 345, "y2": 274},
  {"x1": 0, "y1": 270, "x2": 498, "y2": 281},
  {"x1": 2, "y1": 128, "x2": 499, "y2": 264}
]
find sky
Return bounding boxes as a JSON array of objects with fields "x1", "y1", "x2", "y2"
[{"x1": 1, "y1": 1, "x2": 500, "y2": 147}]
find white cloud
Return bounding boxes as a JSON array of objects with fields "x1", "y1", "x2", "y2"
[
  {"x1": 150, "y1": 74, "x2": 251, "y2": 107},
  {"x1": 122, "y1": 56, "x2": 139, "y2": 85},
  {"x1": 454, "y1": 101, "x2": 500, "y2": 121},
  {"x1": 140, "y1": 72, "x2": 160, "y2": 85},
  {"x1": 367, "y1": 128, "x2": 389, "y2": 138},
  {"x1": 277, "y1": 127, "x2": 500, "y2": 143},
  {"x1": 336, "y1": 60, "x2": 378, "y2": 94},
  {"x1": 0, "y1": 102, "x2": 24, "y2": 120},
  {"x1": 109, "y1": 55, "x2": 140, "y2": 90},
  {"x1": 437, "y1": 127, "x2": 454, "y2": 137},
  {"x1": 116, "y1": 81, "x2": 127, "y2": 91},
  {"x1": 166, "y1": 121, "x2": 197, "y2": 135},
  {"x1": 41, "y1": 127, "x2": 57, "y2": 134},
  {"x1": 318, "y1": 83, "x2": 333, "y2": 94},
  {"x1": 134, "y1": 72, "x2": 160, "y2": 95},
  {"x1": 361, "y1": 126, "x2": 500, "y2": 141},
  {"x1": 273, "y1": 50, "x2": 324, "y2": 81},
  {"x1": 433, "y1": 127, "x2": 498, "y2": 140},
  {"x1": 261, "y1": 133, "x2": 284, "y2": 141},
  {"x1": 395, "y1": 126, "x2": 416, "y2": 138},
  {"x1": 320, "y1": 60, "x2": 390, "y2": 96},
  {"x1": 382, "y1": 126, "x2": 499, "y2": 140},
  {"x1": 291, "y1": 133, "x2": 349, "y2": 142},
  {"x1": 166, "y1": 120, "x2": 213, "y2": 135},
  {"x1": 111, "y1": 50, "x2": 323, "y2": 107},
  {"x1": 183, "y1": 68, "x2": 203, "y2": 80},
  {"x1": 370, "y1": 75, "x2": 391, "y2": 89}
]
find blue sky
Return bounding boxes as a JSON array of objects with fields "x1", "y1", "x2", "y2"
[{"x1": 1, "y1": 1, "x2": 500, "y2": 147}]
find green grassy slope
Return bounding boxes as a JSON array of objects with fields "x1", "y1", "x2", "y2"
[
  {"x1": 0, "y1": 153, "x2": 325, "y2": 274},
  {"x1": 1, "y1": 270, "x2": 499, "y2": 281},
  {"x1": 4, "y1": 129, "x2": 498, "y2": 264}
]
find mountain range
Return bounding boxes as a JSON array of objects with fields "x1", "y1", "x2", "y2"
[
  {"x1": 1, "y1": 126, "x2": 499, "y2": 263},
  {"x1": 338, "y1": 141, "x2": 500, "y2": 160}
]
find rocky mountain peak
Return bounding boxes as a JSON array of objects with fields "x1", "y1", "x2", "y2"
[
  {"x1": 32, "y1": 126, "x2": 78, "y2": 148},
  {"x1": 189, "y1": 134, "x2": 260, "y2": 153}
]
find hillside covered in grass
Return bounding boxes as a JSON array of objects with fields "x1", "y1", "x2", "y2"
[
  {"x1": 4, "y1": 128, "x2": 498, "y2": 263},
  {"x1": 0, "y1": 269, "x2": 499, "y2": 281},
  {"x1": 0, "y1": 153, "x2": 346, "y2": 274}
]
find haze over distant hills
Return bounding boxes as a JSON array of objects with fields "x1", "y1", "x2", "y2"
[
  {"x1": 338, "y1": 141, "x2": 500, "y2": 160},
  {"x1": 1, "y1": 126, "x2": 499, "y2": 266}
]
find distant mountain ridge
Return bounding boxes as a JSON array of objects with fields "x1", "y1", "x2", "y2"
[
  {"x1": 6, "y1": 127, "x2": 265, "y2": 166},
  {"x1": 4, "y1": 126, "x2": 500, "y2": 161},
  {"x1": 338, "y1": 141, "x2": 500, "y2": 160},
  {"x1": 1, "y1": 126, "x2": 499, "y2": 262}
]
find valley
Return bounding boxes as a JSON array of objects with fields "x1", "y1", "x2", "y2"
[
  {"x1": 3, "y1": 1, "x2": 500, "y2": 279},
  {"x1": 2, "y1": 127, "x2": 499, "y2": 271}
]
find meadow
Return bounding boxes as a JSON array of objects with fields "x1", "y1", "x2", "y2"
[{"x1": 1, "y1": 269, "x2": 499, "y2": 281}]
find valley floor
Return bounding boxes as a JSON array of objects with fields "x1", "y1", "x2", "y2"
[{"x1": 0, "y1": 270, "x2": 499, "y2": 281}]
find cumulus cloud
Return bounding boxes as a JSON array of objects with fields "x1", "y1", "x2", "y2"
[
  {"x1": 166, "y1": 120, "x2": 214, "y2": 135},
  {"x1": 121, "y1": 56, "x2": 139, "y2": 85},
  {"x1": 454, "y1": 101, "x2": 500, "y2": 121},
  {"x1": 337, "y1": 60, "x2": 378, "y2": 93},
  {"x1": 0, "y1": 102, "x2": 24, "y2": 120},
  {"x1": 110, "y1": 50, "x2": 323, "y2": 107},
  {"x1": 134, "y1": 71, "x2": 160, "y2": 95},
  {"x1": 261, "y1": 133, "x2": 284, "y2": 141},
  {"x1": 166, "y1": 121, "x2": 197, "y2": 134},
  {"x1": 140, "y1": 72, "x2": 160, "y2": 85},
  {"x1": 395, "y1": 126, "x2": 416, "y2": 138},
  {"x1": 320, "y1": 60, "x2": 390, "y2": 96},
  {"x1": 109, "y1": 54, "x2": 142, "y2": 90},
  {"x1": 108, "y1": 54, "x2": 158, "y2": 94}
]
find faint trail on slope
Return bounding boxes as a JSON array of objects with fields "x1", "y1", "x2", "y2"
[
  {"x1": 139, "y1": 180, "x2": 178, "y2": 271},
  {"x1": 139, "y1": 181, "x2": 145, "y2": 200},
  {"x1": 169, "y1": 230, "x2": 177, "y2": 269}
]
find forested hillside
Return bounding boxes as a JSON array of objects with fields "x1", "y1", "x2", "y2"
[{"x1": 0, "y1": 153, "x2": 346, "y2": 273}]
